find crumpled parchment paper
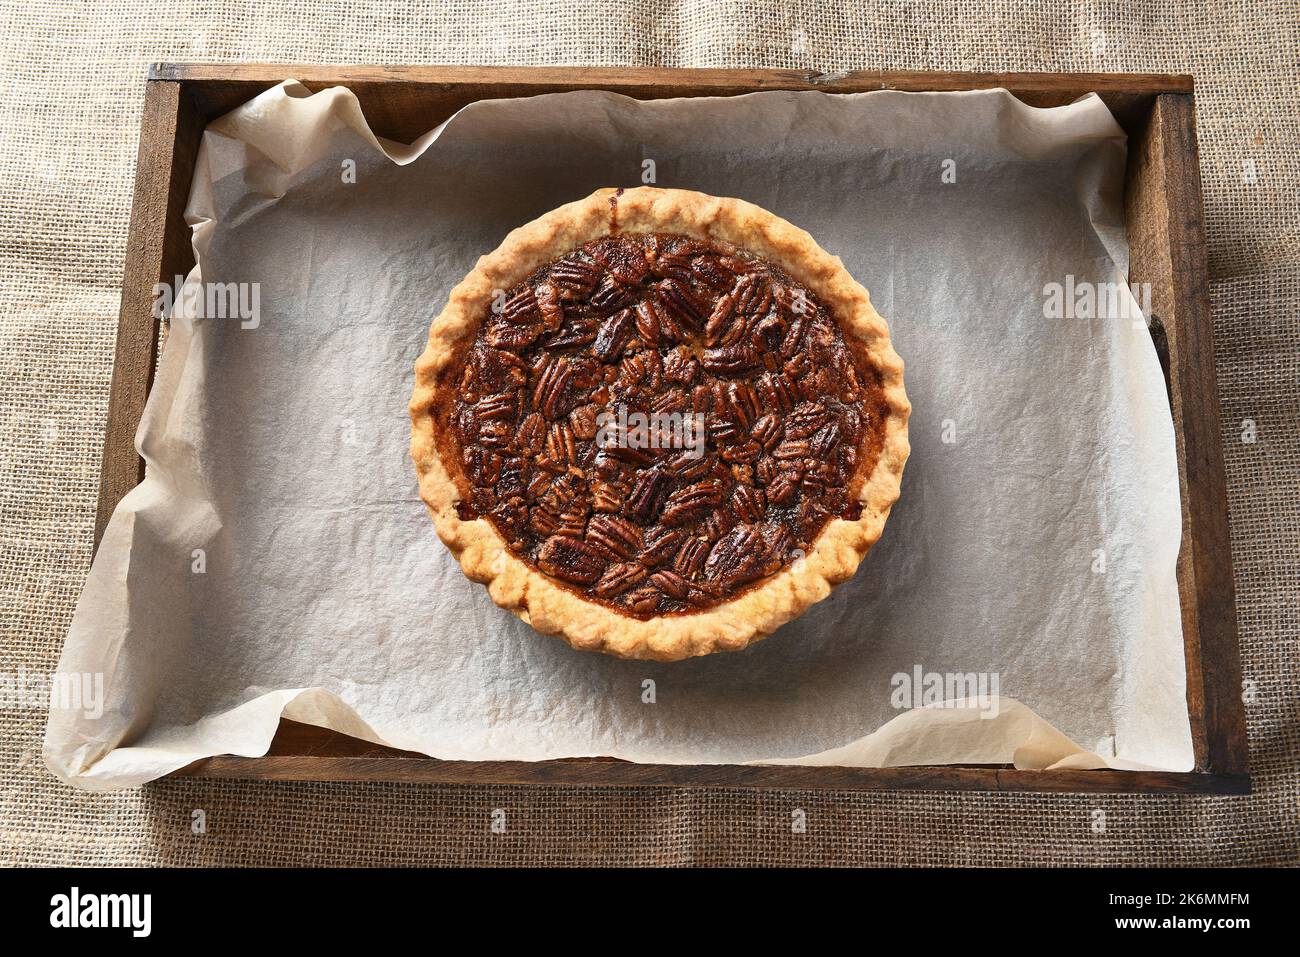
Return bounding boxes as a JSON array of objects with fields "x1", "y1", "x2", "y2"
[{"x1": 45, "y1": 81, "x2": 1192, "y2": 789}]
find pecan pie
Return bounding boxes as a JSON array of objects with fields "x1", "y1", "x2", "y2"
[{"x1": 410, "y1": 187, "x2": 909, "y2": 660}]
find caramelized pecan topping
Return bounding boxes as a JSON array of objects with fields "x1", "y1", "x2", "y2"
[{"x1": 445, "y1": 232, "x2": 885, "y2": 618}]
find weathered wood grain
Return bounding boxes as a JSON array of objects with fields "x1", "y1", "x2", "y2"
[
  {"x1": 94, "y1": 80, "x2": 202, "y2": 549},
  {"x1": 152, "y1": 64, "x2": 1191, "y2": 140},
  {"x1": 1126, "y1": 94, "x2": 1248, "y2": 775},
  {"x1": 179, "y1": 722, "x2": 1248, "y2": 793}
]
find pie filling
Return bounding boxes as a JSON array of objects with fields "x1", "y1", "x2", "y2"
[{"x1": 443, "y1": 232, "x2": 887, "y2": 619}]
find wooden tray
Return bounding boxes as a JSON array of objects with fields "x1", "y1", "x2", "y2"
[{"x1": 99, "y1": 65, "x2": 1248, "y2": 794}]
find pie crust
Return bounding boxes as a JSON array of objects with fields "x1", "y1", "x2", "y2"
[{"x1": 410, "y1": 187, "x2": 909, "y2": 660}]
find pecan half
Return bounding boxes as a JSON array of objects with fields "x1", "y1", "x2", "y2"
[
  {"x1": 662, "y1": 348, "x2": 700, "y2": 385},
  {"x1": 757, "y1": 372, "x2": 798, "y2": 414},
  {"x1": 593, "y1": 561, "x2": 648, "y2": 598},
  {"x1": 593, "y1": 308, "x2": 635, "y2": 361},
  {"x1": 751, "y1": 413, "x2": 782, "y2": 451},
  {"x1": 660, "y1": 479, "x2": 723, "y2": 526},
  {"x1": 655, "y1": 278, "x2": 704, "y2": 330},
  {"x1": 704, "y1": 524, "x2": 764, "y2": 588},
  {"x1": 703, "y1": 293, "x2": 738, "y2": 347},
  {"x1": 766, "y1": 471, "x2": 800, "y2": 505},
  {"x1": 634, "y1": 300, "x2": 661, "y2": 346},
  {"x1": 774, "y1": 437, "x2": 811, "y2": 461},
  {"x1": 569, "y1": 403, "x2": 601, "y2": 441},
  {"x1": 550, "y1": 258, "x2": 602, "y2": 297},
  {"x1": 785, "y1": 400, "x2": 830, "y2": 439},
  {"x1": 701, "y1": 344, "x2": 759, "y2": 375},
  {"x1": 720, "y1": 440, "x2": 761, "y2": 464},
  {"x1": 752, "y1": 314, "x2": 788, "y2": 351},
  {"x1": 590, "y1": 236, "x2": 650, "y2": 285},
  {"x1": 627, "y1": 585, "x2": 662, "y2": 617},
  {"x1": 587, "y1": 514, "x2": 644, "y2": 560},
  {"x1": 536, "y1": 281, "x2": 564, "y2": 330},
  {"x1": 666, "y1": 451, "x2": 712, "y2": 481},
  {"x1": 543, "y1": 318, "x2": 598, "y2": 349},
  {"x1": 732, "y1": 273, "x2": 772, "y2": 316},
  {"x1": 545, "y1": 421, "x2": 578, "y2": 466},
  {"x1": 639, "y1": 526, "x2": 683, "y2": 567},
  {"x1": 537, "y1": 535, "x2": 606, "y2": 585},
  {"x1": 591, "y1": 480, "x2": 626, "y2": 513},
  {"x1": 533, "y1": 356, "x2": 575, "y2": 419},
  {"x1": 626, "y1": 470, "x2": 671, "y2": 525},
  {"x1": 591, "y1": 274, "x2": 633, "y2": 314},
  {"x1": 477, "y1": 420, "x2": 512, "y2": 449},
  {"x1": 732, "y1": 484, "x2": 765, "y2": 524},
  {"x1": 673, "y1": 536, "x2": 709, "y2": 579},
  {"x1": 808, "y1": 421, "x2": 842, "y2": 457},
  {"x1": 485, "y1": 318, "x2": 542, "y2": 350},
  {"x1": 689, "y1": 255, "x2": 735, "y2": 291},
  {"x1": 650, "y1": 569, "x2": 691, "y2": 600},
  {"x1": 475, "y1": 392, "x2": 518, "y2": 422},
  {"x1": 499, "y1": 287, "x2": 540, "y2": 323}
]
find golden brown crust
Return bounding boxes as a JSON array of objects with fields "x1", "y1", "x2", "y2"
[{"x1": 410, "y1": 187, "x2": 910, "y2": 661}]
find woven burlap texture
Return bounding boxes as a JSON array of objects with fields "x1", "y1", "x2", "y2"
[{"x1": 2, "y1": 0, "x2": 1296, "y2": 866}]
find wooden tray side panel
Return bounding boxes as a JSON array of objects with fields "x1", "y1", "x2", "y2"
[
  {"x1": 94, "y1": 80, "x2": 202, "y2": 549},
  {"x1": 1159, "y1": 94, "x2": 1245, "y2": 775},
  {"x1": 1126, "y1": 95, "x2": 1248, "y2": 776},
  {"x1": 182, "y1": 758, "x2": 1249, "y2": 794},
  {"x1": 158, "y1": 65, "x2": 1190, "y2": 141}
]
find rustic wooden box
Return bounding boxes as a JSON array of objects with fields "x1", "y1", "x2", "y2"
[{"x1": 98, "y1": 65, "x2": 1248, "y2": 794}]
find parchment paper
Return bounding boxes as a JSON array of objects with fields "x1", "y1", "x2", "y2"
[{"x1": 45, "y1": 82, "x2": 1193, "y2": 789}]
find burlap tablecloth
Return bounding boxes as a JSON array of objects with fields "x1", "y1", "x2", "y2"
[{"x1": 2, "y1": 0, "x2": 1295, "y2": 866}]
